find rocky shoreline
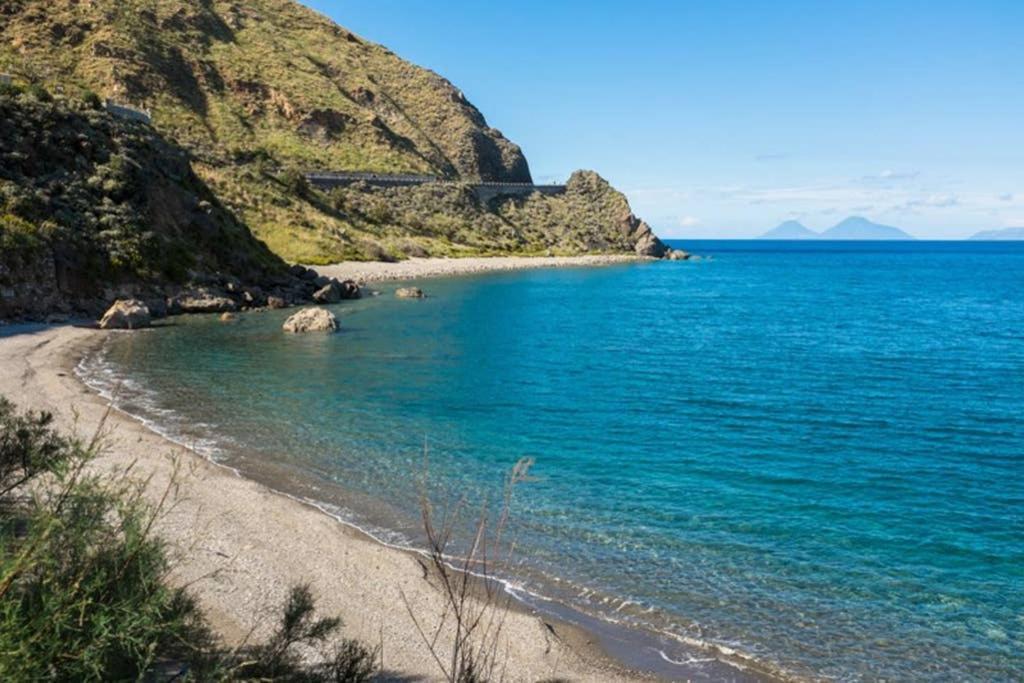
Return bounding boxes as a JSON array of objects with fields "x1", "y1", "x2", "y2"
[
  {"x1": 3, "y1": 254, "x2": 697, "y2": 328},
  {"x1": 90, "y1": 265, "x2": 360, "y2": 330}
]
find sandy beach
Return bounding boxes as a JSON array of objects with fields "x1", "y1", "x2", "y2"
[
  {"x1": 308, "y1": 254, "x2": 649, "y2": 283},
  {"x1": 0, "y1": 323, "x2": 651, "y2": 682}
]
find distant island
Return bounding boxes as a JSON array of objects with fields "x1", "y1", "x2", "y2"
[
  {"x1": 969, "y1": 227, "x2": 1024, "y2": 241},
  {"x1": 759, "y1": 216, "x2": 916, "y2": 240},
  {"x1": 758, "y1": 220, "x2": 820, "y2": 240}
]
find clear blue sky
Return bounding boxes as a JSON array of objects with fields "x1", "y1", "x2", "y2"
[{"x1": 306, "y1": 1, "x2": 1024, "y2": 238}]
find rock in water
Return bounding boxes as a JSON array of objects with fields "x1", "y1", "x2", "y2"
[
  {"x1": 667, "y1": 249, "x2": 691, "y2": 260},
  {"x1": 220, "y1": 312, "x2": 238, "y2": 322},
  {"x1": 99, "y1": 299, "x2": 151, "y2": 329},
  {"x1": 282, "y1": 307, "x2": 338, "y2": 333},
  {"x1": 395, "y1": 287, "x2": 426, "y2": 299},
  {"x1": 267, "y1": 296, "x2": 287, "y2": 309}
]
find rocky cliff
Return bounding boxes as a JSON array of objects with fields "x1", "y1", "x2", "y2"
[
  {"x1": 0, "y1": 0, "x2": 667, "y2": 263},
  {"x1": 0, "y1": 84, "x2": 316, "y2": 319}
]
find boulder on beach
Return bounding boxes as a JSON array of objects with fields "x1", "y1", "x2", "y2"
[
  {"x1": 313, "y1": 279, "x2": 361, "y2": 304},
  {"x1": 99, "y1": 299, "x2": 151, "y2": 330},
  {"x1": 282, "y1": 307, "x2": 338, "y2": 333},
  {"x1": 266, "y1": 295, "x2": 287, "y2": 309},
  {"x1": 395, "y1": 287, "x2": 426, "y2": 299},
  {"x1": 170, "y1": 290, "x2": 237, "y2": 314}
]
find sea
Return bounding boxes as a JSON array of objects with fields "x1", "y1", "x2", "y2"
[{"x1": 78, "y1": 240, "x2": 1024, "y2": 681}]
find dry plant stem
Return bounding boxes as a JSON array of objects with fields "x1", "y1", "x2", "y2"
[{"x1": 402, "y1": 455, "x2": 534, "y2": 683}]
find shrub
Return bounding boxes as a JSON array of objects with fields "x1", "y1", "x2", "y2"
[
  {"x1": 280, "y1": 168, "x2": 311, "y2": 199},
  {"x1": 82, "y1": 89, "x2": 103, "y2": 111},
  {"x1": 233, "y1": 584, "x2": 377, "y2": 682},
  {"x1": 0, "y1": 81, "x2": 22, "y2": 98},
  {"x1": 0, "y1": 396, "x2": 378, "y2": 681},
  {"x1": 0, "y1": 401, "x2": 213, "y2": 681},
  {"x1": 0, "y1": 398, "x2": 68, "y2": 501},
  {"x1": 24, "y1": 82, "x2": 51, "y2": 103}
]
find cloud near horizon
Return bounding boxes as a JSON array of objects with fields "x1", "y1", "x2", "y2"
[{"x1": 629, "y1": 182, "x2": 1024, "y2": 239}]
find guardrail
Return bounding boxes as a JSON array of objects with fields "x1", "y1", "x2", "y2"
[
  {"x1": 304, "y1": 172, "x2": 566, "y2": 199},
  {"x1": 104, "y1": 99, "x2": 152, "y2": 125}
]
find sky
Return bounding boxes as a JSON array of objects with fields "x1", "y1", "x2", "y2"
[{"x1": 306, "y1": 1, "x2": 1024, "y2": 238}]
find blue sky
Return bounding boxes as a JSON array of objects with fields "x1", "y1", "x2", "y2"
[{"x1": 307, "y1": 1, "x2": 1024, "y2": 238}]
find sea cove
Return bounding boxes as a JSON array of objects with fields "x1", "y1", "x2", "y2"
[{"x1": 80, "y1": 242, "x2": 1024, "y2": 681}]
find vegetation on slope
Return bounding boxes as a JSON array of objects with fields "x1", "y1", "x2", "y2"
[
  {"x1": 0, "y1": 0, "x2": 666, "y2": 263},
  {"x1": 0, "y1": 81, "x2": 297, "y2": 318},
  {"x1": 327, "y1": 170, "x2": 666, "y2": 260},
  {"x1": 0, "y1": 396, "x2": 378, "y2": 681}
]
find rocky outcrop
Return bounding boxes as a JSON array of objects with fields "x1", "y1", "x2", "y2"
[
  {"x1": 0, "y1": 87, "x2": 306, "y2": 321},
  {"x1": 632, "y1": 223, "x2": 669, "y2": 258},
  {"x1": 169, "y1": 289, "x2": 238, "y2": 314},
  {"x1": 98, "y1": 300, "x2": 151, "y2": 329},
  {"x1": 395, "y1": 287, "x2": 426, "y2": 299},
  {"x1": 282, "y1": 307, "x2": 338, "y2": 333},
  {"x1": 313, "y1": 279, "x2": 361, "y2": 304}
]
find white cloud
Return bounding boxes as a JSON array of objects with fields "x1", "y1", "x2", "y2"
[
  {"x1": 917, "y1": 194, "x2": 959, "y2": 208},
  {"x1": 678, "y1": 215, "x2": 700, "y2": 228},
  {"x1": 858, "y1": 169, "x2": 921, "y2": 185},
  {"x1": 997, "y1": 193, "x2": 1014, "y2": 202}
]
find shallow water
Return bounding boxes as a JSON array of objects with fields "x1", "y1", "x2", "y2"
[{"x1": 82, "y1": 241, "x2": 1024, "y2": 681}]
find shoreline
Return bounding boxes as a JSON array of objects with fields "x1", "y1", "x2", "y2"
[
  {"x1": 0, "y1": 322, "x2": 777, "y2": 682},
  {"x1": 306, "y1": 254, "x2": 651, "y2": 283}
]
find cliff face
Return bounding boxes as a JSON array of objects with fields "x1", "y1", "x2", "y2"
[
  {"x1": 0, "y1": 0, "x2": 665, "y2": 263},
  {"x1": 0, "y1": 86, "x2": 289, "y2": 318}
]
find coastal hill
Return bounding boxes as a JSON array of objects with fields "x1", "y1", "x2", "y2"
[
  {"x1": 0, "y1": 83, "x2": 324, "y2": 319},
  {"x1": 969, "y1": 227, "x2": 1024, "y2": 240},
  {"x1": 0, "y1": 0, "x2": 668, "y2": 262},
  {"x1": 759, "y1": 216, "x2": 916, "y2": 240}
]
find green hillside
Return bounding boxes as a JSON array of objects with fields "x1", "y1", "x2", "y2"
[
  {"x1": 0, "y1": 82, "x2": 290, "y2": 318},
  {"x1": 0, "y1": 0, "x2": 666, "y2": 263}
]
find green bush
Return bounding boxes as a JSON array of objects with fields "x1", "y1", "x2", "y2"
[
  {"x1": 0, "y1": 81, "x2": 22, "y2": 98},
  {"x1": 0, "y1": 399, "x2": 213, "y2": 680},
  {"x1": 82, "y1": 89, "x2": 103, "y2": 111},
  {"x1": 0, "y1": 397, "x2": 378, "y2": 681},
  {"x1": 280, "y1": 168, "x2": 311, "y2": 199},
  {"x1": 24, "y1": 83, "x2": 51, "y2": 103}
]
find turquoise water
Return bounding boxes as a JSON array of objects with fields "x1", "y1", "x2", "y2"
[{"x1": 82, "y1": 241, "x2": 1024, "y2": 681}]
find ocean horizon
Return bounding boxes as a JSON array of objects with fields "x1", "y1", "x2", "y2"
[{"x1": 79, "y1": 240, "x2": 1024, "y2": 681}]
